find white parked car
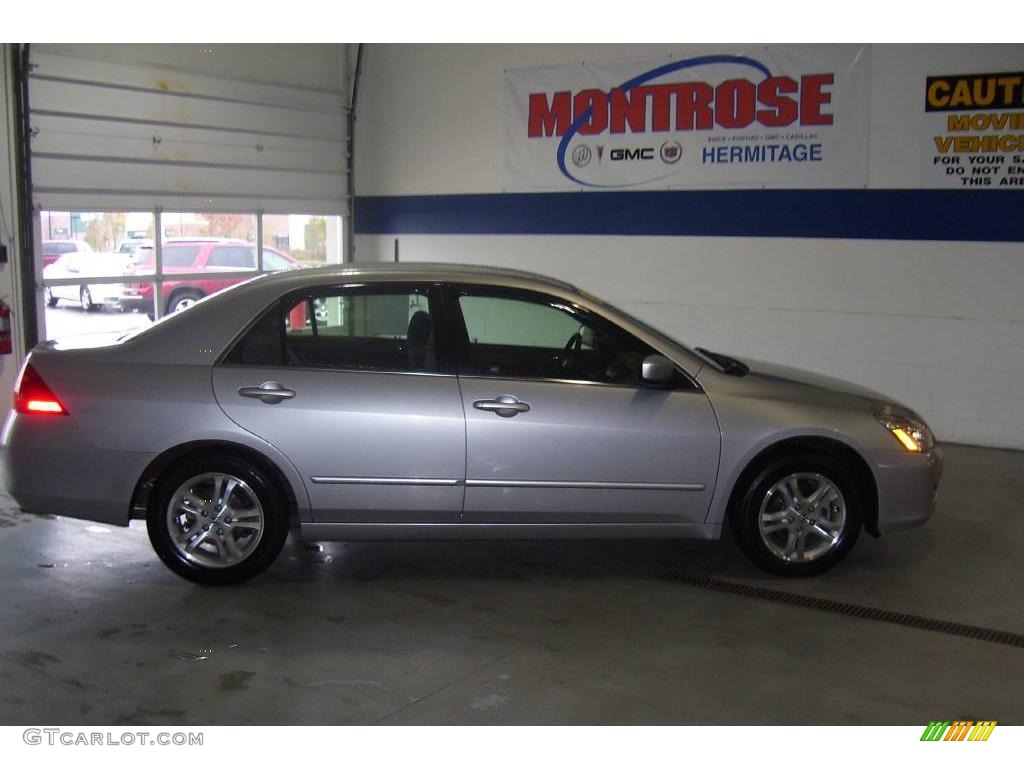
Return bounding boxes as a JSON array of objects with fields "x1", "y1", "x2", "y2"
[
  {"x1": 117, "y1": 239, "x2": 154, "y2": 256},
  {"x1": 41, "y1": 238, "x2": 92, "y2": 268},
  {"x1": 44, "y1": 252, "x2": 132, "y2": 312}
]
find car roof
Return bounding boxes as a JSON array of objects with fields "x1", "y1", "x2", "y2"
[
  {"x1": 164, "y1": 237, "x2": 245, "y2": 244},
  {"x1": 254, "y1": 261, "x2": 579, "y2": 292},
  {"x1": 161, "y1": 238, "x2": 286, "y2": 253}
]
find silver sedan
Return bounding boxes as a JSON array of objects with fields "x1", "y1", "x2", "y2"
[{"x1": 2, "y1": 263, "x2": 943, "y2": 584}]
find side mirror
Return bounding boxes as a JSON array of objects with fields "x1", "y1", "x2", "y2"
[{"x1": 640, "y1": 354, "x2": 675, "y2": 386}]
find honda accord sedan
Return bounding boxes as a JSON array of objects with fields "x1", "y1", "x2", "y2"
[{"x1": 2, "y1": 263, "x2": 942, "y2": 584}]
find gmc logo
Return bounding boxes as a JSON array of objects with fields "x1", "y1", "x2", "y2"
[{"x1": 610, "y1": 147, "x2": 654, "y2": 161}]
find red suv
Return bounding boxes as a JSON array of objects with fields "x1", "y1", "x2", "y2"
[{"x1": 120, "y1": 238, "x2": 300, "y2": 317}]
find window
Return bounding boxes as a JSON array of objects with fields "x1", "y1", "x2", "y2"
[
  {"x1": 457, "y1": 291, "x2": 655, "y2": 385},
  {"x1": 39, "y1": 209, "x2": 343, "y2": 342},
  {"x1": 42, "y1": 241, "x2": 76, "y2": 256},
  {"x1": 225, "y1": 287, "x2": 437, "y2": 373},
  {"x1": 160, "y1": 244, "x2": 202, "y2": 268},
  {"x1": 208, "y1": 245, "x2": 256, "y2": 269},
  {"x1": 261, "y1": 214, "x2": 341, "y2": 267},
  {"x1": 259, "y1": 248, "x2": 293, "y2": 272}
]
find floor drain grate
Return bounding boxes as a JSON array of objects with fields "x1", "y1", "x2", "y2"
[{"x1": 671, "y1": 573, "x2": 1024, "y2": 649}]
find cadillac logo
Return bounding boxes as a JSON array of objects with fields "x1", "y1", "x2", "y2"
[{"x1": 660, "y1": 140, "x2": 682, "y2": 164}]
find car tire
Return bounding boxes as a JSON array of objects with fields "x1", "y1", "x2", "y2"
[
  {"x1": 167, "y1": 290, "x2": 204, "y2": 314},
  {"x1": 729, "y1": 451, "x2": 863, "y2": 577},
  {"x1": 79, "y1": 286, "x2": 97, "y2": 312},
  {"x1": 45, "y1": 288, "x2": 58, "y2": 307},
  {"x1": 146, "y1": 454, "x2": 289, "y2": 585}
]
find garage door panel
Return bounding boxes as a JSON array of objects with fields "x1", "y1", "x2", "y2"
[
  {"x1": 32, "y1": 189, "x2": 344, "y2": 216},
  {"x1": 28, "y1": 48, "x2": 348, "y2": 213},
  {"x1": 30, "y1": 78, "x2": 341, "y2": 141},
  {"x1": 32, "y1": 115, "x2": 345, "y2": 174},
  {"x1": 31, "y1": 51, "x2": 345, "y2": 115},
  {"x1": 33, "y1": 157, "x2": 344, "y2": 202}
]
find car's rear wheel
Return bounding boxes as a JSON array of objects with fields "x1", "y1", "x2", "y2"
[
  {"x1": 146, "y1": 455, "x2": 289, "y2": 585},
  {"x1": 79, "y1": 286, "x2": 97, "y2": 312},
  {"x1": 45, "y1": 288, "x2": 58, "y2": 307},
  {"x1": 167, "y1": 289, "x2": 204, "y2": 314},
  {"x1": 729, "y1": 452, "x2": 863, "y2": 576}
]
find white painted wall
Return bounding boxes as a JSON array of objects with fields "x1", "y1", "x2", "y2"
[{"x1": 354, "y1": 44, "x2": 1024, "y2": 449}]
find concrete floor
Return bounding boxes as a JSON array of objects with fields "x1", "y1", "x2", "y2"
[{"x1": 0, "y1": 443, "x2": 1021, "y2": 725}]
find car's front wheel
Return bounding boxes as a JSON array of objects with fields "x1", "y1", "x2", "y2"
[
  {"x1": 146, "y1": 455, "x2": 289, "y2": 585},
  {"x1": 730, "y1": 452, "x2": 863, "y2": 576}
]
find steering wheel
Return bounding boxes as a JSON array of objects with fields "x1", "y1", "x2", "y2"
[{"x1": 561, "y1": 332, "x2": 583, "y2": 371}]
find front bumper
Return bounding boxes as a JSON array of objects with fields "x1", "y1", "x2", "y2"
[{"x1": 873, "y1": 444, "x2": 944, "y2": 533}]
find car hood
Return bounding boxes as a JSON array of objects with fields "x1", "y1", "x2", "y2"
[{"x1": 716, "y1": 355, "x2": 893, "y2": 412}]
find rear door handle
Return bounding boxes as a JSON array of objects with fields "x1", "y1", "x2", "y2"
[
  {"x1": 238, "y1": 381, "x2": 296, "y2": 404},
  {"x1": 473, "y1": 394, "x2": 530, "y2": 418}
]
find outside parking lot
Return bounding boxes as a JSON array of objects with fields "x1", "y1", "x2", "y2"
[{"x1": 44, "y1": 305, "x2": 152, "y2": 340}]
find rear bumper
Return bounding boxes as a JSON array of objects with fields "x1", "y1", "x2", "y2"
[
  {"x1": 112, "y1": 295, "x2": 152, "y2": 313},
  {"x1": 1, "y1": 410, "x2": 153, "y2": 527},
  {"x1": 873, "y1": 445, "x2": 944, "y2": 533}
]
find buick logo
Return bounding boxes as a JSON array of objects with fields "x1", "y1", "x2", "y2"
[
  {"x1": 660, "y1": 140, "x2": 682, "y2": 164},
  {"x1": 571, "y1": 145, "x2": 592, "y2": 168}
]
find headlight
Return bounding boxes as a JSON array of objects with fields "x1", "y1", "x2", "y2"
[{"x1": 875, "y1": 406, "x2": 935, "y2": 452}]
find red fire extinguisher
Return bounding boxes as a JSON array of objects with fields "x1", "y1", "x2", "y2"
[{"x1": 0, "y1": 300, "x2": 12, "y2": 355}]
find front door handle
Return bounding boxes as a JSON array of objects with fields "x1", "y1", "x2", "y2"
[
  {"x1": 238, "y1": 381, "x2": 296, "y2": 405},
  {"x1": 473, "y1": 394, "x2": 531, "y2": 418}
]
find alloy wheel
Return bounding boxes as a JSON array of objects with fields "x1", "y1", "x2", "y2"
[
  {"x1": 166, "y1": 472, "x2": 265, "y2": 569},
  {"x1": 172, "y1": 296, "x2": 199, "y2": 313},
  {"x1": 757, "y1": 472, "x2": 847, "y2": 563}
]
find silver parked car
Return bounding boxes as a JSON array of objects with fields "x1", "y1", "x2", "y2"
[{"x1": 2, "y1": 264, "x2": 942, "y2": 584}]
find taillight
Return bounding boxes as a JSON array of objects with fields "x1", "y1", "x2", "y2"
[{"x1": 14, "y1": 364, "x2": 68, "y2": 416}]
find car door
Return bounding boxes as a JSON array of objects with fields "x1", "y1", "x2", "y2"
[
  {"x1": 448, "y1": 284, "x2": 721, "y2": 525},
  {"x1": 213, "y1": 281, "x2": 466, "y2": 524}
]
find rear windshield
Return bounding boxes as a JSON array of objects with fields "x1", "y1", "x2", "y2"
[{"x1": 43, "y1": 242, "x2": 76, "y2": 256}]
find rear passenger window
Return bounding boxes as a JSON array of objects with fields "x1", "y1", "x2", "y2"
[
  {"x1": 161, "y1": 245, "x2": 201, "y2": 267},
  {"x1": 209, "y1": 246, "x2": 256, "y2": 269},
  {"x1": 223, "y1": 288, "x2": 438, "y2": 373}
]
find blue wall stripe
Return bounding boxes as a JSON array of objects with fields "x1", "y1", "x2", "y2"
[{"x1": 354, "y1": 189, "x2": 1024, "y2": 243}]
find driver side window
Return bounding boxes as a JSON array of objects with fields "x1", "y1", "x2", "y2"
[{"x1": 457, "y1": 290, "x2": 654, "y2": 385}]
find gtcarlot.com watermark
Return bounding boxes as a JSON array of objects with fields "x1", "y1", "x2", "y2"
[{"x1": 23, "y1": 728, "x2": 203, "y2": 747}]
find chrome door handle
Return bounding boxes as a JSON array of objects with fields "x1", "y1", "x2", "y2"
[
  {"x1": 238, "y1": 381, "x2": 296, "y2": 404},
  {"x1": 473, "y1": 395, "x2": 531, "y2": 418}
]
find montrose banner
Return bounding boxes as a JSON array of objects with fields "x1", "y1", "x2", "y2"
[{"x1": 504, "y1": 46, "x2": 870, "y2": 191}]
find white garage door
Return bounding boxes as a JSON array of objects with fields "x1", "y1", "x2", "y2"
[{"x1": 28, "y1": 49, "x2": 347, "y2": 214}]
